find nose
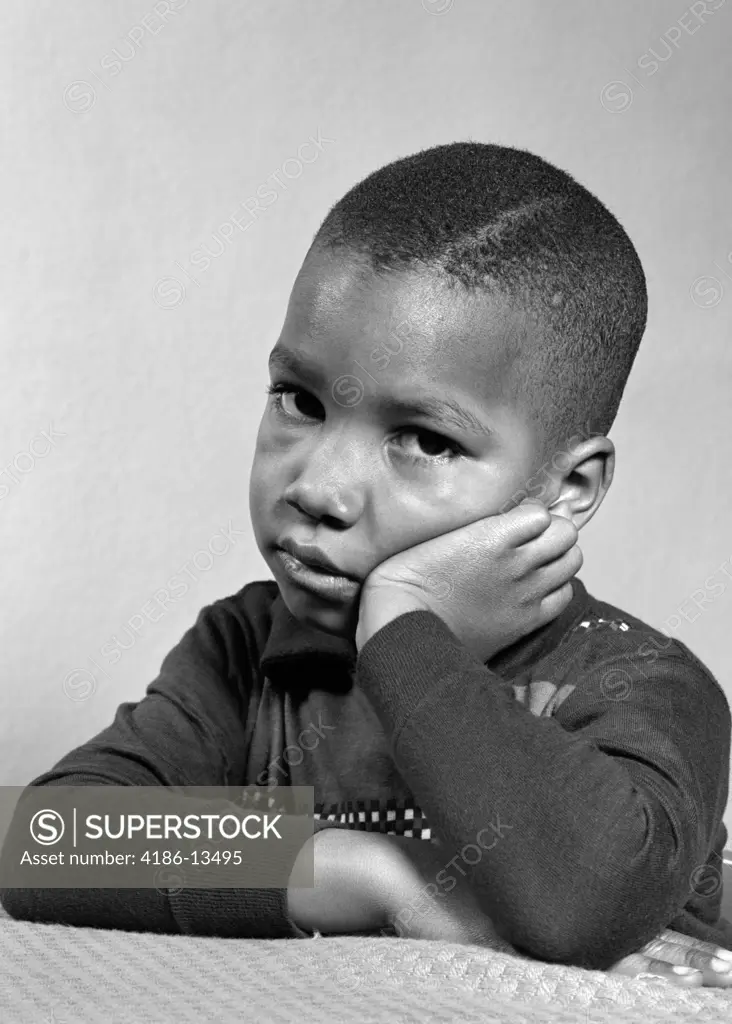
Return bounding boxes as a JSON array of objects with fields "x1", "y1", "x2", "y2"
[{"x1": 283, "y1": 438, "x2": 365, "y2": 528}]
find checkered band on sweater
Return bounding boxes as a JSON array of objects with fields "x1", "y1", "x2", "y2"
[
  {"x1": 228, "y1": 789, "x2": 433, "y2": 839},
  {"x1": 314, "y1": 798, "x2": 432, "y2": 840}
]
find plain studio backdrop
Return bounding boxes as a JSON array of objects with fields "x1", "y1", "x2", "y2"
[{"x1": 1, "y1": 0, "x2": 732, "y2": 836}]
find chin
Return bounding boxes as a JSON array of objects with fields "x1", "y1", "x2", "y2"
[{"x1": 277, "y1": 579, "x2": 358, "y2": 638}]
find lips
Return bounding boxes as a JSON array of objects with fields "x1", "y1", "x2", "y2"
[
  {"x1": 274, "y1": 542, "x2": 361, "y2": 602},
  {"x1": 277, "y1": 537, "x2": 360, "y2": 582}
]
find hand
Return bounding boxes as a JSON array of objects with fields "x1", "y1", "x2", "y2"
[
  {"x1": 356, "y1": 500, "x2": 582, "y2": 663},
  {"x1": 609, "y1": 929, "x2": 732, "y2": 988}
]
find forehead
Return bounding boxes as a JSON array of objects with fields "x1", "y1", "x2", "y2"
[{"x1": 282, "y1": 248, "x2": 526, "y2": 405}]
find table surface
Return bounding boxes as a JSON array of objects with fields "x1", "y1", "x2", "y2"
[{"x1": 1, "y1": 907, "x2": 731, "y2": 1024}]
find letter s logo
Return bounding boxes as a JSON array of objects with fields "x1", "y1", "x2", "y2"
[
  {"x1": 30, "y1": 809, "x2": 65, "y2": 845},
  {"x1": 331, "y1": 375, "x2": 364, "y2": 408}
]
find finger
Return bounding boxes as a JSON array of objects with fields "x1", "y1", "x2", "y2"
[
  {"x1": 643, "y1": 933, "x2": 732, "y2": 975},
  {"x1": 609, "y1": 953, "x2": 703, "y2": 987},
  {"x1": 535, "y1": 544, "x2": 584, "y2": 590},
  {"x1": 658, "y1": 928, "x2": 732, "y2": 965},
  {"x1": 529, "y1": 549, "x2": 583, "y2": 614},
  {"x1": 517, "y1": 517, "x2": 579, "y2": 570},
  {"x1": 493, "y1": 502, "x2": 552, "y2": 547},
  {"x1": 535, "y1": 580, "x2": 575, "y2": 627},
  {"x1": 694, "y1": 968, "x2": 732, "y2": 987}
]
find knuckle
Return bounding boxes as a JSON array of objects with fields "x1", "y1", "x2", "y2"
[
  {"x1": 535, "y1": 506, "x2": 552, "y2": 529},
  {"x1": 686, "y1": 949, "x2": 709, "y2": 970}
]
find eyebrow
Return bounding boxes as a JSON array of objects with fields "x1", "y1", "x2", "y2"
[{"x1": 268, "y1": 348, "x2": 493, "y2": 437}]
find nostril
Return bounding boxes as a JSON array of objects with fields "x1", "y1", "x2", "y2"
[{"x1": 284, "y1": 476, "x2": 361, "y2": 528}]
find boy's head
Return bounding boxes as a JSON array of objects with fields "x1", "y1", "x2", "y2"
[{"x1": 250, "y1": 142, "x2": 647, "y2": 636}]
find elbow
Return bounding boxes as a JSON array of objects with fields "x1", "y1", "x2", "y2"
[
  {"x1": 502, "y1": 886, "x2": 670, "y2": 970},
  {"x1": 507, "y1": 804, "x2": 690, "y2": 968},
  {"x1": 511, "y1": 912, "x2": 645, "y2": 970},
  {"x1": 531, "y1": 928, "x2": 643, "y2": 971}
]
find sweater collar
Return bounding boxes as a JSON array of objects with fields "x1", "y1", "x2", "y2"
[
  {"x1": 259, "y1": 577, "x2": 590, "y2": 685},
  {"x1": 259, "y1": 594, "x2": 358, "y2": 688}
]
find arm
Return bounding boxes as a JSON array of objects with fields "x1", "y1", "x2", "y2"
[
  {"x1": 356, "y1": 609, "x2": 731, "y2": 969},
  {"x1": 286, "y1": 826, "x2": 505, "y2": 945},
  {"x1": 0, "y1": 592, "x2": 310, "y2": 937},
  {"x1": 286, "y1": 828, "x2": 390, "y2": 935}
]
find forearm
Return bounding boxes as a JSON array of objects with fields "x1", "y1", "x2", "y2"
[
  {"x1": 287, "y1": 828, "x2": 392, "y2": 935},
  {"x1": 357, "y1": 611, "x2": 719, "y2": 968},
  {"x1": 0, "y1": 776, "x2": 305, "y2": 938}
]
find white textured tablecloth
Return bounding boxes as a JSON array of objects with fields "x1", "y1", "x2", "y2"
[{"x1": 1, "y1": 910, "x2": 731, "y2": 1024}]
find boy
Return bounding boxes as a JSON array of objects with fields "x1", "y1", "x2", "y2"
[{"x1": 2, "y1": 143, "x2": 731, "y2": 983}]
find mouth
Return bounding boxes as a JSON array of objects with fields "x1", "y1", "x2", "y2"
[
  {"x1": 275, "y1": 538, "x2": 361, "y2": 600},
  {"x1": 278, "y1": 538, "x2": 360, "y2": 580}
]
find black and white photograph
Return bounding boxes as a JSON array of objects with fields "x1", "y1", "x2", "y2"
[{"x1": 1, "y1": 2, "x2": 731, "y2": 1021}]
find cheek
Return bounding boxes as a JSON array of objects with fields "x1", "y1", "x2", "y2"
[
  {"x1": 252, "y1": 414, "x2": 281, "y2": 456},
  {"x1": 372, "y1": 461, "x2": 533, "y2": 558},
  {"x1": 248, "y1": 427, "x2": 280, "y2": 527},
  {"x1": 247, "y1": 461, "x2": 265, "y2": 543},
  {"x1": 368, "y1": 476, "x2": 484, "y2": 561},
  {"x1": 413, "y1": 463, "x2": 528, "y2": 519}
]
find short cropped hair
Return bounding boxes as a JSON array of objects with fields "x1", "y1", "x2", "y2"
[{"x1": 311, "y1": 142, "x2": 647, "y2": 453}]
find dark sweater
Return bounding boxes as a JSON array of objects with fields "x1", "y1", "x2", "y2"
[{"x1": 1, "y1": 577, "x2": 730, "y2": 969}]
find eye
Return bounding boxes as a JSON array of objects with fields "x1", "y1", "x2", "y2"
[
  {"x1": 265, "y1": 383, "x2": 465, "y2": 464},
  {"x1": 397, "y1": 428, "x2": 465, "y2": 463},
  {"x1": 266, "y1": 383, "x2": 322, "y2": 420}
]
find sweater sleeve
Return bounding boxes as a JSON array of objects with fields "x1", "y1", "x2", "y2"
[
  {"x1": 356, "y1": 609, "x2": 731, "y2": 969},
  {"x1": 0, "y1": 598, "x2": 312, "y2": 938}
]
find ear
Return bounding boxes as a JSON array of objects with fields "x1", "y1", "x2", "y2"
[{"x1": 546, "y1": 435, "x2": 615, "y2": 530}]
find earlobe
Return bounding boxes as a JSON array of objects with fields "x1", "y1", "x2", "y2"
[{"x1": 550, "y1": 437, "x2": 615, "y2": 530}]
